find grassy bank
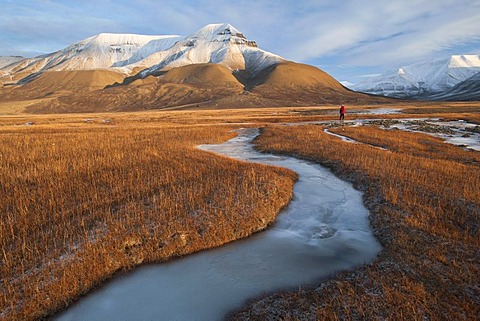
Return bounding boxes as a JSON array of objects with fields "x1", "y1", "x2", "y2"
[
  {"x1": 2, "y1": 105, "x2": 479, "y2": 320},
  {"x1": 230, "y1": 124, "x2": 479, "y2": 320},
  {"x1": 0, "y1": 121, "x2": 296, "y2": 320}
]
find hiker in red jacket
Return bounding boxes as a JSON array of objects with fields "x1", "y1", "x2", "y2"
[{"x1": 339, "y1": 104, "x2": 346, "y2": 121}]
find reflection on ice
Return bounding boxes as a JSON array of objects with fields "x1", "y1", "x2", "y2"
[
  {"x1": 324, "y1": 117, "x2": 480, "y2": 152},
  {"x1": 388, "y1": 119, "x2": 480, "y2": 151},
  {"x1": 55, "y1": 128, "x2": 381, "y2": 321},
  {"x1": 308, "y1": 225, "x2": 337, "y2": 239},
  {"x1": 353, "y1": 108, "x2": 402, "y2": 115}
]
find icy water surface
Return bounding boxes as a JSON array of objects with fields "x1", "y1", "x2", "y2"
[{"x1": 55, "y1": 128, "x2": 381, "y2": 321}]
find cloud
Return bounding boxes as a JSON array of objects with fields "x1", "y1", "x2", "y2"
[
  {"x1": 0, "y1": 0, "x2": 479, "y2": 81},
  {"x1": 279, "y1": 0, "x2": 480, "y2": 68},
  {"x1": 0, "y1": 1, "x2": 123, "y2": 55},
  {"x1": 339, "y1": 3, "x2": 480, "y2": 67}
]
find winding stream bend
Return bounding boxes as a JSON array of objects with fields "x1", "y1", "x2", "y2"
[{"x1": 55, "y1": 128, "x2": 381, "y2": 321}]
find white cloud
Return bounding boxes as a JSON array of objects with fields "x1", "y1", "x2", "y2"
[
  {"x1": 279, "y1": 0, "x2": 480, "y2": 67},
  {"x1": 0, "y1": 0, "x2": 479, "y2": 80}
]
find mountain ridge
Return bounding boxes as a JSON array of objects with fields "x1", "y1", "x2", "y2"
[
  {"x1": 351, "y1": 55, "x2": 480, "y2": 98},
  {"x1": 427, "y1": 71, "x2": 480, "y2": 101},
  {"x1": 0, "y1": 23, "x2": 392, "y2": 113},
  {"x1": 0, "y1": 23, "x2": 282, "y2": 85}
]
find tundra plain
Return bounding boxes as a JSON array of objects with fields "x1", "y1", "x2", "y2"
[{"x1": 1, "y1": 103, "x2": 479, "y2": 320}]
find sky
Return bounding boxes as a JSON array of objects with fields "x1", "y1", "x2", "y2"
[{"x1": 1, "y1": 0, "x2": 480, "y2": 83}]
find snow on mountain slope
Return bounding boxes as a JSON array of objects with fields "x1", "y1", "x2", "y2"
[
  {"x1": 0, "y1": 56, "x2": 28, "y2": 85},
  {"x1": 48, "y1": 33, "x2": 170, "y2": 70},
  {"x1": 0, "y1": 33, "x2": 174, "y2": 78},
  {"x1": 112, "y1": 35, "x2": 183, "y2": 68},
  {"x1": 139, "y1": 23, "x2": 284, "y2": 78},
  {"x1": 0, "y1": 56, "x2": 25, "y2": 69},
  {"x1": 352, "y1": 55, "x2": 480, "y2": 98},
  {"x1": 429, "y1": 71, "x2": 480, "y2": 101},
  {"x1": 1, "y1": 23, "x2": 283, "y2": 87}
]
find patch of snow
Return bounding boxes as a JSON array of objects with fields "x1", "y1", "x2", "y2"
[
  {"x1": 324, "y1": 128, "x2": 388, "y2": 151},
  {"x1": 323, "y1": 128, "x2": 359, "y2": 144},
  {"x1": 340, "y1": 80, "x2": 355, "y2": 88}
]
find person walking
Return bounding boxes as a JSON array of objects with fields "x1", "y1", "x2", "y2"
[{"x1": 339, "y1": 104, "x2": 346, "y2": 124}]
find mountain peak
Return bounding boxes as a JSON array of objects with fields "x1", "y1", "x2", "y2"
[
  {"x1": 1, "y1": 23, "x2": 281, "y2": 83},
  {"x1": 448, "y1": 55, "x2": 480, "y2": 68},
  {"x1": 352, "y1": 54, "x2": 480, "y2": 98},
  {"x1": 134, "y1": 22, "x2": 277, "y2": 77},
  {"x1": 188, "y1": 23, "x2": 247, "y2": 43},
  {"x1": 192, "y1": 23, "x2": 239, "y2": 35}
]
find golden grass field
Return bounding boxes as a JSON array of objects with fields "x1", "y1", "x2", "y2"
[
  {"x1": 0, "y1": 115, "x2": 298, "y2": 320},
  {"x1": 231, "y1": 119, "x2": 480, "y2": 320},
  {"x1": 1, "y1": 103, "x2": 479, "y2": 320}
]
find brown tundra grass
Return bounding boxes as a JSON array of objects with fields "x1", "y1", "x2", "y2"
[
  {"x1": 230, "y1": 124, "x2": 480, "y2": 321},
  {"x1": 0, "y1": 122, "x2": 296, "y2": 321}
]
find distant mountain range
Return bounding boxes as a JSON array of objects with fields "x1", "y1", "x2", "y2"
[
  {"x1": 0, "y1": 24, "x2": 283, "y2": 84},
  {"x1": 428, "y1": 71, "x2": 480, "y2": 101},
  {"x1": 350, "y1": 55, "x2": 480, "y2": 100},
  {"x1": 0, "y1": 23, "x2": 389, "y2": 113}
]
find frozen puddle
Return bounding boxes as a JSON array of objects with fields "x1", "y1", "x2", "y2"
[
  {"x1": 323, "y1": 128, "x2": 388, "y2": 151},
  {"x1": 323, "y1": 128, "x2": 359, "y2": 144},
  {"x1": 322, "y1": 118, "x2": 480, "y2": 152},
  {"x1": 353, "y1": 107, "x2": 402, "y2": 115},
  {"x1": 387, "y1": 119, "x2": 480, "y2": 151},
  {"x1": 55, "y1": 128, "x2": 381, "y2": 321}
]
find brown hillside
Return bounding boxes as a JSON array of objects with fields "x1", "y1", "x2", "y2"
[
  {"x1": 128, "y1": 75, "x2": 159, "y2": 86},
  {"x1": 250, "y1": 61, "x2": 344, "y2": 90},
  {"x1": 160, "y1": 63, "x2": 243, "y2": 89},
  {"x1": 7, "y1": 62, "x2": 394, "y2": 114},
  {"x1": 0, "y1": 71, "x2": 33, "y2": 86},
  {"x1": 23, "y1": 65, "x2": 244, "y2": 113},
  {"x1": 20, "y1": 70, "x2": 126, "y2": 93},
  {"x1": 249, "y1": 62, "x2": 391, "y2": 105}
]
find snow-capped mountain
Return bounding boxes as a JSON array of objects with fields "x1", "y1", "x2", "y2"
[
  {"x1": 38, "y1": 33, "x2": 180, "y2": 71},
  {"x1": 428, "y1": 71, "x2": 480, "y2": 101},
  {"x1": 0, "y1": 23, "x2": 283, "y2": 86},
  {"x1": 137, "y1": 23, "x2": 283, "y2": 78},
  {"x1": 0, "y1": 23, "x2": 388, "y2": 112},
  {"x1": 111, "y1": 36, "x2": 183, "y2": 68},
  {"x1": 351, "y1": 55, "x2": 480, "y2": 98},
  {"x1": 0, "y1": 33, "x2": 180, "y2": 84}
]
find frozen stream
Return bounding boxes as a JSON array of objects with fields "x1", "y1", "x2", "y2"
[{"x1": 55, "y1": 128, "x2": 381, "y2": 321}]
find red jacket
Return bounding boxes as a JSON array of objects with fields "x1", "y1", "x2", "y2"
[{"x1": 340, "y1": 105, "x2": 346, "y2": 114}]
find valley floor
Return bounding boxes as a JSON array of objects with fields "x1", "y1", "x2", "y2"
[
  {"x1": 1, "y1": 103, "x2": 479, "y2": 320},
  {"x1": 230, "y1": 115, "x2": 480, "y2": 320}
]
